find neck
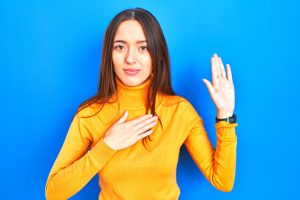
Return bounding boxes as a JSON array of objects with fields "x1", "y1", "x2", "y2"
[{"x1": 115, "y1": 76, "x2": 151, "y2": 109}]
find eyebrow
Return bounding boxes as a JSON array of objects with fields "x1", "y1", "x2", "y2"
[{"x1": 113, "y1": 40, "x2": 147, "y2": 44}]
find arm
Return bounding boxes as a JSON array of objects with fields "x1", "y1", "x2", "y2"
[
  {"x1": 185, "y1": 53, "x2": 237, "y2": 191},
  {"x1": 184, "y1": 115, "x2": 238, "y2": 192},
  {"x1": 45, "y1": 113, "x2": 117, "y2": 199}
]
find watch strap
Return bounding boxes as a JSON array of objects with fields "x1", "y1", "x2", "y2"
[{"x1": 215, "y1": 114, "x2": 237, "y2": 123}]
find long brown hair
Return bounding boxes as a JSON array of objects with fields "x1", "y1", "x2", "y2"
[{"x1": 75, "y1": 8, "x2": 175, "y2": 149}]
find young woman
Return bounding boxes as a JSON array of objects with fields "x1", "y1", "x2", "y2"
[{"x1": 45, "y1": 7, "x2": 238, "y2": 200}]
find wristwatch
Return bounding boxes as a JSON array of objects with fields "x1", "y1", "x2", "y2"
[{"x1": 215, "y1": 114, "x2": 237, "y2": 123}]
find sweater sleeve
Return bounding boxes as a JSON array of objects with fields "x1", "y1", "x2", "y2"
[
  {"x1": 45, "y1": 112, "x2": 117, "y2": 199},
  {"x1": 183, "y1": 102, "x2": 238, "y2": 192}
]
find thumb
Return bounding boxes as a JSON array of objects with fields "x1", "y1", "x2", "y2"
[
  {"x1": 202, "y1": 79, "x2": 216, "y2": 98},
  {"x1": 116, "y1": 110, "x2": 128, "y2": 124}
]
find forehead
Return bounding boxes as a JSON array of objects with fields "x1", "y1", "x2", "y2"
[{"x1": 114, "y1": 20, "x2": 146, "y2": 41}]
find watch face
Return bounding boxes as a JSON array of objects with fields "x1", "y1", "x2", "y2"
[{"x1": 229, "y1": 114, "x2": 236, "y2": 123}]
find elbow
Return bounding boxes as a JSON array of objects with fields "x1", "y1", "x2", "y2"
[
  {"x1": 45, "y1": 182, "x2": 54, "y2": 200},
  {"x1": 45, "y1": 186, "x2": 63, "y2": 200},
  {"x1": 45, "y1": 185, "x2": 50, "y2": 199},
  {"x1": 45, "y1": 177, "x2": 74, "y2": 200},
  {"x1": 214, "y1": 179, "x2": 235, "y2": 192},
  {"x1": 216, "y1": 184, "x2": 234, "y2": 192},
  {"x1": 45, "y1": 174, "x2": 56, "y2": 199},
  {"x1": 45, "y1": 180, "x2": 62, "y2": 200},
  {"x1": 212, "y1": 176, "x2": 235, "y2": 192}
]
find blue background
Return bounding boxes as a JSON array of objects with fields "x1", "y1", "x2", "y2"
[{"x1": 1, "y1": 0, "x2": 299, "y2": 199}]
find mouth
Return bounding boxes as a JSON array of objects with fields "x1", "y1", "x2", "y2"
[{"x1": 123, "y1": 68, "x2": 141, "y2": 76}]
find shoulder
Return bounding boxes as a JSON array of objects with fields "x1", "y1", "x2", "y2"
[
  {"x1": 158, "y1": 94, "x2": 202, "y2": 131},
  {"x1": 75, "y1": 100, "x2": 119, "y2": 126},
  {"x1": 157, "y1": 93, "x2": 195, "y2": 110},
  {"x1": 158, "y1": 94, "x2": 201, "y2": 121},
  {"x1": 75, "y1": 101, "x2": 101, "y2": 118}
]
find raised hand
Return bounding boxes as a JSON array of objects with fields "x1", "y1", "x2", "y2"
[
  {"x1": 202, "y1": 53, "x2": 235, "y2": 119},
  {"x1": 103, "y1": 111, "x2": 158, "y2": 150}
]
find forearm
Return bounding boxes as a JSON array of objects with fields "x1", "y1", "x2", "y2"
[
  {"x1": 45, "y1": 138, "x2": 116, "y2": 199},
  {"x1": 210, "y1": 121, "x2": 237, "y2": 192}
]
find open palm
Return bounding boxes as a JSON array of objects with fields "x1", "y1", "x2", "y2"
[{"x1": 202, "y1": 53, "x2": 235, "y2": 119}]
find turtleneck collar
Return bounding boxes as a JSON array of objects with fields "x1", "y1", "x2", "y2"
[{"x1": 115, "y1": 76, "x2": 151, "y2": 109}]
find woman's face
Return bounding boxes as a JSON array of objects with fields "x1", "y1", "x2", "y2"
[{"x1": 112, "y1": 20, "x2": 152, "y2": 87}]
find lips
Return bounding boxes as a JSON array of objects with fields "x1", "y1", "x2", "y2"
[{"x1": 123, "y1": 68, "x2": 141, "y2": 76}]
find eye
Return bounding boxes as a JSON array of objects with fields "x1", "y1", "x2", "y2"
[
  {"x1": 139, "y1": 46, "x2": 148, "y2": 51},
  {"x1": 114, "y1": 45, "x2": 125, "y2": 51}
]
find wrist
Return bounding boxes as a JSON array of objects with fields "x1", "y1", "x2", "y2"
[
  {"x1": 103, "y1": 137, "x2": 116, "y2": 150},
  {"x1": 215, "y1": 113, "x2": 237, "y2": 123},
  {"x1": 217, "y1": 111, "x2": 233, "y2": 119}
]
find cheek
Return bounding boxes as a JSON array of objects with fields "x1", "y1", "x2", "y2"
[
  {"x1": 141, "y1": 55, "x2": 152, "y2": 71},
  {"x1": 112, "y1": 53, "x2": 123, "y2": 70}
]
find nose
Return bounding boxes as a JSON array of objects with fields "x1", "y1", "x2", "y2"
[{"x1": 125, "y1": 48, "x2": 136, "y2": 64}]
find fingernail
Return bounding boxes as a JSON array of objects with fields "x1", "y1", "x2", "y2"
[{"x1": 213, "y1": 53, "x2": 218, "y2": 57}]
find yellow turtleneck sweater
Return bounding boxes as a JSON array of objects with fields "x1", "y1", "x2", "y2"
[{"x1": 45, "y1": 77, "x2": 238, "y2": 200}]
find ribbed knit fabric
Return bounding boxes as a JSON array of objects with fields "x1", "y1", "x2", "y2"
[{"x1": 45, "y1": 77, "x2": 238, "y2": 200}]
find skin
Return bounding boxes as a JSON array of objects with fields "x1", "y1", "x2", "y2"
[
  {"x1": 104, "y1": 20, "x2": 157, "y2": 150},
  {"x1": 202, "y1": 54, "x2": 235, "y2": 119},
  {"x1": 104, "y1": 20, "x2": 235, "y2": 150},
  {"x1": 112, "y1": 20, "x2": 152, "y2": 87}
]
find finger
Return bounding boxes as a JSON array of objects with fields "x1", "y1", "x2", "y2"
[
  {"x1": 133, "y1": 116, "x2": 158, "y2": 131},
  {"x1": 213, "y1": 53, "x2": 222, "y2": 79},
  {"x1": 211, "y1": 55, "x2": 218, "y2": 85},
  {"x1": 116, "y1": 110, "x2": 128, "y2": 124},
  {"x1": 126, "y1": 113, "x2": 153, "y2": 126},
  {"x1": 226, "y1": 64, "x2": 233, "y2": 82},
  {"x1": 202, "y1": 79, "x2": 217, "y2": 98},
  {"x1": 136, "y1": 129, "x2": 153, "y2": 141},
  {"x1": 135, "y1": 119, "x2": 157, "y2": 135},
  {"x1": 218, "y1": 57, "x2": 226, "y2": 78}
]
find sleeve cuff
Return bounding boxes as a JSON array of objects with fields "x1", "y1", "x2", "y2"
[
  {"x1": 215, "y1": 121, "x2": 238, "y2": 139},
  {"x1": 88, "y1": 138, "x2": 117, "y2": 170},
  {"x1": 215, "y1": 121, "x2": 238, "y2": 128}
]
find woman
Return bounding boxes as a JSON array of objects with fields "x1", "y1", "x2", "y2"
[{"x1": 45, "y1": 7, "x2": 238, "y2": 200}]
